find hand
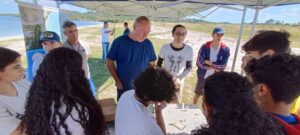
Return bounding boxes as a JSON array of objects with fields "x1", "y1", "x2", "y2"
[
  {"x1": 215, "y1": 69, "x2": 221, "y2": 72},
  {"x1": 174, "y1": 77, "x2": 181, "y2": 85},
  {"x1": 173, "y1": 78, "x2": 181, "y2": 90},
  {"x1": 115, "y1": 81, "x2": 123, "y2": 90},
  {"x1": 155, "y1": 102, "x2": 167, "y2": 113},
  {"x1": 204, "y1": 60, "x2": 213, "y2": 66}
]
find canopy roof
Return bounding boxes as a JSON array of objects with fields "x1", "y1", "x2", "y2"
[{"x1": 64, "y1": 0, "x2": 300, "y2": 19}]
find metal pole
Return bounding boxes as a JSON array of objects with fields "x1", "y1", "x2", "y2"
[
  {"x1": 249, "y1": 0, "x2": 262, "y2": 38},
  {"x1": 113, "y1": 9, "x2": 116, "y2": 39},
  {"x1": 231, "y1": 6, "x2": 247, "y2": 72},
  {"x1": 240, "y1": 0, "x2": 261, "y2": 75}
]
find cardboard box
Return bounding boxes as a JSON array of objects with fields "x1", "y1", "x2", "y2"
[{"x1": 98, "y1": 98, "x2": 117, "y2": 122}]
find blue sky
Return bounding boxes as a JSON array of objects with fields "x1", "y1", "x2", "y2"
[{"x1": 1, "y1": 0, "x2": 300, "y2": 24}]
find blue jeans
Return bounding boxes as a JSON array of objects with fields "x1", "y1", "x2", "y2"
[{"x1": 102, "y1": 42, "x2": 110, "y2": 63}]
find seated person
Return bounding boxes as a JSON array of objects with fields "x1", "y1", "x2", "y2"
[
  {"x1": 115, "y1": 67, "x2": 178, "y2": 135},
  {"x1": 0, "y1": 47, "x2": 30, "y2": 134},
  {"x1": 245, "y1": 54, "x2": 300, "y2": 135},
  {"x1": 17, "y1": 48, "x2": 107, "y2": 135},
  {"x1": 192, "y1": 72, "x2": 284, "y2": 135}
]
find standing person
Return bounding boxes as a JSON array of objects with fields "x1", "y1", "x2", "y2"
[
  {"x1": 0, "y1": 47, "x2": 30, "y2": 135},
  {"x1": 241, "y1": 30, "x2": 300, "y2": 116},
  {"x1": 101, "y1": 21, "x2": 115, "y2": 63},
  {"x1": 18, "y1": 48, "x2": 107, "y2": 135},
  {"x1": 157, "y1": 24, "x2": 193, "y2": 102},
  {"x1": 62, "y1": 21, "x2": 96, "y2": 95},
  {"x1": 192, "y1": 72, "x2": 284, "y2": 135},
  {"x1": 106, "y1": 16, "x2": 157, "y2": 100},
  {"x1": 115, "y1": 67, "x2": 178, "y2": 135},
  {"x1": 193, "y1": 27, "x2": 230, "y2": 104},
  {"x1": 245, "y1": 54, "x2": 300, "y2": 135},
  {"x1": 123, "y1": 22, "x2": 130, "y2": 35}
]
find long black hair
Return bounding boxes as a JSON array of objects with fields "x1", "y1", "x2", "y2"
[
  {"x1": 192, "y1": 72, "x2": 284, "y2": 135},
  {"x1": 21, "y1": 48, "x2": 107, "y2": 135}
]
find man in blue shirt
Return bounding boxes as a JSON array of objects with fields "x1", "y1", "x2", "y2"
[{"x1": 106, "y1": 16, "x2": 157, "y2": 100}]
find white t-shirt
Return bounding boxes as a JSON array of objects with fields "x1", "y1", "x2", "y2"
[
  {"x1": 205, "y1": 43, "x2": 221, "y2": 78},
  {"x1": 158, "y1": 43, "x2": 193, "y2": 77},
  {"x1": 101, "y1": 27, "x2": 110, "y2": 43},
  {"x1": 210, "y1": 43, "x2": 221, "y2": 62},
  {"x1": 115, "y1": 90, "x2": 164, "y2": 135},
  {"x1": 51, "y1": 103, "x2": 85, "y2": 135},
  {"x1": 0, "y1": 79, "x2": 30, "y2": 135}
]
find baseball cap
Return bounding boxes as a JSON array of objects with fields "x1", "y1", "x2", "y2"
[
  {"x1": 213, "y1": 27, "x2": 225, "y2": 34},
  {"x1": 40, "y1": 31, "x2": 61, "y2": 43}
]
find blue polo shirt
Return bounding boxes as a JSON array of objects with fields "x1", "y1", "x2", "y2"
[{"x1": 107, "y1": 35, "x2": 157, "y2": 91}]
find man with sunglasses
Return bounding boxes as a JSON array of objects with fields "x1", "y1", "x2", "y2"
[{"x1": 193, "y1": 27, "x2": 230, "y2": 104}]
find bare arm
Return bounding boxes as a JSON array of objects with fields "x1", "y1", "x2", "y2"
[
  {"x1": 155, "y1": 103, "x2": 167, "y2": 135},
  {"x1": 106, "y1": 59, "x2": 123, "y2": 90}
]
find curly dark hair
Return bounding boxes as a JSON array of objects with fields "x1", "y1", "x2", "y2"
[
  {"x1": 134, "y1": 67, "x2": 178, "y2": 103},
  {"x1": 20, "y1": 48, "x2": 107, "y2": 135},
  {"x1": 245, "y1": 53, "x2": 300, "y2": 104},
  {"x1": 0, "y1": 47, "x2": 21, "y2": 71},
  {"x1": 192, "y1": 72, "x2": 284, "y2": 135},
  {"x1": 242, "y1": 30, "x2": 290, "y2": 54}
]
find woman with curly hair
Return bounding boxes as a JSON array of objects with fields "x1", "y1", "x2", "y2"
[
  {"x1": 192, "y1": 72, "x2": 284, "y2": 135},
  {"x1": 18, "y1": 48, "x2": 107, "y2": 135},
  {"x1": 0, "y1": 47, "x2": 30, "y2": 134}
]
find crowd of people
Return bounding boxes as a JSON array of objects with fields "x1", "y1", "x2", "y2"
[{"x1": 0, "y1": 15, "x2": 299, "y2": 135}]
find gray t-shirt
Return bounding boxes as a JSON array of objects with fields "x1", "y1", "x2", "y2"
[
  {"x1": 63, "y1": 41, "x2": 90, "y2": 78},
  {"x1": 158, "y1": 43, "x2": 193, "y2": 77}
]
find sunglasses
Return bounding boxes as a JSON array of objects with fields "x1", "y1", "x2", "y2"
[{"x1": 42, "y1": 32, "x2": 54, "y2": 38}]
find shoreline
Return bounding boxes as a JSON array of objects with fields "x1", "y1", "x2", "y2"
[{"x1": 0, "y1": 25, "x2": 101, "y2": 41}]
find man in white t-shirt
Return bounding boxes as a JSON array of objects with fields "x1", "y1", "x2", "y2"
[
  {"x1": 157, "y1": 24, "x2": 193, "y2": 102},
  {"x1": 115, "y1": 67, "x2": 178, "y2": 135},
  {"x1": 101, "y1": 21, "x2": 114, "y2": 63}
]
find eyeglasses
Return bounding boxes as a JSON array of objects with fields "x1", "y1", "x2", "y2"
[
  {"x1": 216, "y1": 33, "x2": 224, "y2": 36},
  {"x1": 174, "y1": 33, "x2": 187, "y2": 37}
]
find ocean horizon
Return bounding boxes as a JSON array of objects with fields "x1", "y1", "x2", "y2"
[{"x1": 0, "y1": 16, "x2": 102, "y2": 39}]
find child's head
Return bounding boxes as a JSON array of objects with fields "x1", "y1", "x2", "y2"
[
  {"x1": 134, "y1": 67, "x2": 178, "y2": 104},
  {"x1": 40, "y1": 31, "x2": 62, "y2": 52},
  {"x1": 245, "y1": 54, "x2": 300, "y2": 110},
  {"x1": 0, "y1": 47, "x2": 23, "y2": 82},
  {"x1": 242, "y1": 30, "x2": 290, "y2": 69},
  {"x1": 193, "y1": 72, "x2": 284, "y2": 135},
  {"x1": 211, "y1": 27, "x2": 225, "y2": 42}
]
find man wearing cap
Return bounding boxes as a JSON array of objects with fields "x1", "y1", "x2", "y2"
[
  {"x1": 40, "y1": 31, "x2": 62, "y2": 52},
  {"x1": 193, "y1": 27, "x2": 230, "y2": 104}
]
